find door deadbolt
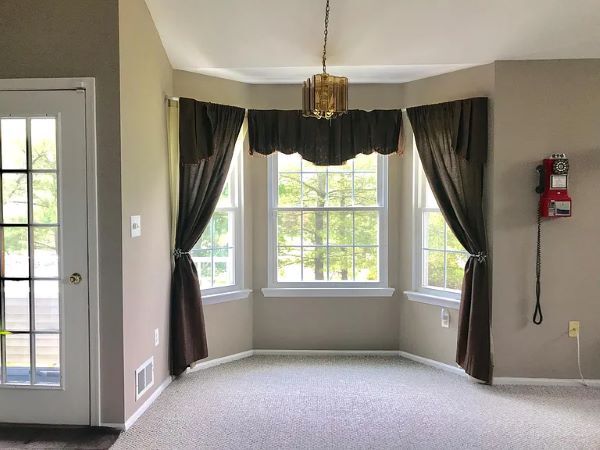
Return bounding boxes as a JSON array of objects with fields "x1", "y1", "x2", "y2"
[{"x1": 69, "y1": 273, "x2": 83, "y2": 285}]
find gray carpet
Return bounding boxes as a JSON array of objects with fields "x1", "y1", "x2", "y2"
[{"x1": 113, "y1": 355, "x2": 600, "y2": 449}]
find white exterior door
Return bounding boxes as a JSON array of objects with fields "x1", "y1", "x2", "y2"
[{"x1": 0, "y1": 90, "x2": 90, "y2": 424}]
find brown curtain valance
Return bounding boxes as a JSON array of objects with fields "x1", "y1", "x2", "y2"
[
  {"x1": 178, "y1": 98, "x2": 245, "y2": 164},
  {"x1": 248, "y1": 109, "x2": 403, "y2": 166}
]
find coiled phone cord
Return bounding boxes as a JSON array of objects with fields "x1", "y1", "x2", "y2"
[{"x1": 533, "y1": 208, "x2": 544, "y2": 325}]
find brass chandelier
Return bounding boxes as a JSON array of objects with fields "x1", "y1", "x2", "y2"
[{"x1": 302, "y1": 0, "x2": 348, "y2": 119}]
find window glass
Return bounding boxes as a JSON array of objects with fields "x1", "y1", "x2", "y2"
[
  {"x1": 418, "y1": 158, "x2": 469, "y2": 293},
  {"x1": 272, "y1": 153, "x2": 385, "y2": 284},
  {"x1": 191, "y1": 150, "x2": 240, "y2": 290}
]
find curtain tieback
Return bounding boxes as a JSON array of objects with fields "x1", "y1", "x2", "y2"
[
  {"x1": 173, "y1": 249, "x2": 190, "y2": 259},
  {"x1": 470, "y1": 251, "x2": 487, "y2": 263}
]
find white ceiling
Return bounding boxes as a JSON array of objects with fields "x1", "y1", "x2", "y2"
[{"x1": 145, "y1": 0, "x2": 600, "y2": 84}]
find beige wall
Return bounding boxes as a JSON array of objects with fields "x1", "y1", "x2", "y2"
[
  {"x1": 0, "y1": 0, "x2": 124, "y2": 423},
  {"x1": 492, "y1": 60, "x2": 600, "y2": 378},
  {"x1": 118, "y1": 0, "x2": 173, "y2": 421}
]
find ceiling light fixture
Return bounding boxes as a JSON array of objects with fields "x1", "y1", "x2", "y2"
[{"x1": 302, "y1": 0, "x2": 348, "y2": 119}]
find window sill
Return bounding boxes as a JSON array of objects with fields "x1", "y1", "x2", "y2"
[
  {"x1": 261, "y1": 287, "x2": 395, "y2": 298},
  {"x1": 404, "y1": 290, "x2": 460, "y2": 310},
  {"x1": 202, "y1": 289, "x2": 252, "y2": 305}
]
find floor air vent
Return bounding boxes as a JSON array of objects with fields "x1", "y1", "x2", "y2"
[{"x1": 135, "y1": 357, "x2": 154, "y2": 400}]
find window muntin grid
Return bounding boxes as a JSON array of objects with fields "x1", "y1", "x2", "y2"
[
  {"x1": 0, "y1": 117, "x2": 61, "y2": 387},
  {"x1": 270, "y1": 153, "x2": 387, "y2": 286}
]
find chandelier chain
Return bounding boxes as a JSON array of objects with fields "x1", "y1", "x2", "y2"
[{"x1": 322, "y1": 0, "x2": 330, "y2": 73}]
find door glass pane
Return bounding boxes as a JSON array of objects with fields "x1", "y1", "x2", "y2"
[
  {"x1": 33, "y1": 226, "x2": 59, "y2": 277},
  {"x1": 2, "y1": 227, "x2": 29, "y2": 278},
  {"x1": 6, "y1": 334, "x2": 30, "y2": 384},
  {"x1": 32, "y1": 173, "x2": 58, "y2": 224},
  {"x1": 31, "y1": 118, "x2": 57, "y2": 170},
  {"x1": 35, "y1": 334, "x2": 60, "y2": 385},
  {"x1": 4, "y1": 280, "x2": 30, "y2": 331},
  {"x1": 2, "y1": 173, "x2": 28, "y2": 224},
  {"x1": 1, "y1": 118, "x2": 26, "y2": 170},
  {"x1": 34, "y1": 280, "x2": 60, "y2": 331}
]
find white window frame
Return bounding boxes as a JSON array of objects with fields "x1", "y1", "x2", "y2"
[
  {"x1": 193, "y1": 141, "x2": 250, "y2": 304},
  {"x1": 264, "y1": 153, "x2": 393, "y2": 298},
  {"x1": 405, "y1": 147, "x2": 465, "y2": 309}
]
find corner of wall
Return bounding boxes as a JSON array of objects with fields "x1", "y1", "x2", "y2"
[{"x1": 118, "y1": 0, "x2": 174, "y2": 423}]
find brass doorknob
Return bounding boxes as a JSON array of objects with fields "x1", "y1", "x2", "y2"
[{"x1": 69, "y1": 273, "x2": 83, "y2": 285}]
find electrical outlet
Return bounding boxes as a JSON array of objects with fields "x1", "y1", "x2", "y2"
[
  {"x1": 441, "y1": 308, "x2": 450, "y2": 328},
  {"x1": 154, "y1": 328, "x2": 160, "y2": 347},
  {"x1": 568, "y1": 321, "x2": 580, "y2": 338}
]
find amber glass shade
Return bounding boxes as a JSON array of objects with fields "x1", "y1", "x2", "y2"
[{"x1": 302, "y1": 73, "x2": 348, "y2": 119}]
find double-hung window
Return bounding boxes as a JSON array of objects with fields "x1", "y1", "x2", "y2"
[
  {"x1": 266, "y1": 152, "x2": 390, "y2": 294},
  {"x1": 408, "y1": 149, "x2": 469, "y2": 307},
  {"x1": 190, "y1": 143, "x2": 244, "y2": 300}
]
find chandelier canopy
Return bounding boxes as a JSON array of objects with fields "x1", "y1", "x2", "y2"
[{"x1": 302, "y1": 0, "x2": 348, "y2": 120}]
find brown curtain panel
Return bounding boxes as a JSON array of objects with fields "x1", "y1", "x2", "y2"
[
  {"x1": 170, "y1": 98, "x2": 245, "y2": 376},
  {"x1": 407, "y1": 97, "x2": 491, "y2": 382},
  {"x1": 248, "y1": 109, "x2": 402, "y2": 166}
]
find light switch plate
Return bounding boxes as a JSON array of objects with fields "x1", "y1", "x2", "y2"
[
  {"x1": 154, "y1": 328, "x2": 159, "y2": 347},
  {"x1": 130, "y1": 215, "x2": 141, "y2": 238}
]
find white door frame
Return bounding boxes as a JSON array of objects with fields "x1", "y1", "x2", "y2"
[{"x1": 0, "y1": 78, "x2": 101, "y2": 425}]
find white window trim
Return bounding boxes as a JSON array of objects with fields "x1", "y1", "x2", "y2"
[
  {"x1": 266, "y1": 154, "x2": 390, "y2": 294},
  {"x1": 262, "y1": 287, "x2": 394, "y2": 298},
  {"x1": 405, "y1": 144, "x2": 462, "y2": 309},
  {"x1": 203, "y1": 288, "x2": 252, "y2": 305},
  {"x1": 198, "y1": 138, "x2": 246, "y2": 304}
]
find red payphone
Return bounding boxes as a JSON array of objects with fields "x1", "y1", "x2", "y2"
[
  {"x1": 536, "y1": 154, "x2": 572, "y2": 217},
  {"x1": 533, "y1": 154, "x2": 572, "y2": 324}
]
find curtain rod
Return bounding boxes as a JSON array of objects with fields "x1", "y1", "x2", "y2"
[
  {"x1": 166, "y1": 95, "x2": 249, "y2": 117},
  {"x1": 165, "y1": 96, "x2": 408, "y2": 113}
]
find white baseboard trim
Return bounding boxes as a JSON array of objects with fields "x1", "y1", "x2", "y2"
[
  {"x1": 187, "y1": 350, "x2": 255, "y2": 372},
  {"x1": 493, "y1": 377, "x2": 600, "y2": 387},
  {"x1": 101, "y1": 375, "x2": 173, "y2": 431},
  {"x1": 253, "y1": 349, "x2": 399, "y2": 356},
  {"x1": 398, "y1": 351, "x2": 467, "y2": 377}
]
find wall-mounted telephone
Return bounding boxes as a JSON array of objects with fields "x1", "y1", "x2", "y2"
[
  {"x1": 536, "y1": 153, "x2": 572, "y2": 217},
  {"x1": 533, "y1": 154, "x2": 572, "y2": 324}
]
